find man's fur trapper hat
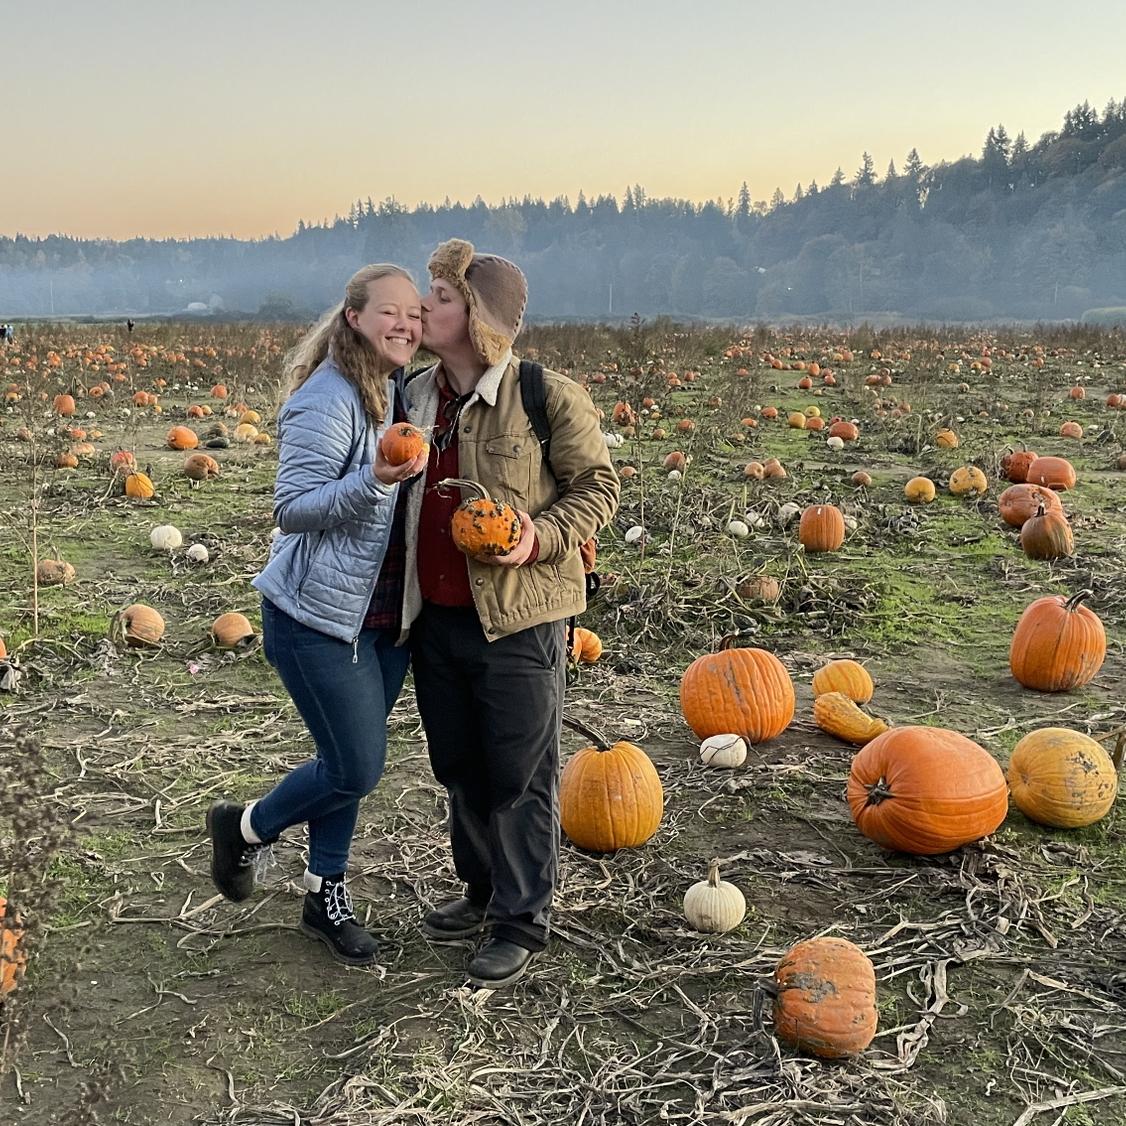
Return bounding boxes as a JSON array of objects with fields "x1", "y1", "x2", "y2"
[{"x1": 427, "y1": 238, "x2": 528, "y2": 366}]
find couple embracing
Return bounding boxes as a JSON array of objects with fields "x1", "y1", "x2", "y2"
[{"x1": 206, "y1": 240, "x2": 620, "y2": 988}]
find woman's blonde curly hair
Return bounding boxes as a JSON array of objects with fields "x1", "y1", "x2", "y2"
[{"x1": 282, "y1": 263, "x2": 415, "y2": 421}]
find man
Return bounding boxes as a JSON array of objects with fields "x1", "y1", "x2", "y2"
[{"x1": 400, "y1": 238, "x2": 619, "y2": 988}]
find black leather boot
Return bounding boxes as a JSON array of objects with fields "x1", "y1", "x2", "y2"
[
  {"x1": 422, "y1": 897, "x2": 488, "y2": 941},
  {"x1": 206, "y1": 800, "x2": 275, "y2": 903},
  {"x1": 300, "y1": 874, "x2": 378, "y2": 966},
  {"x1": 466, "y1": 937, "x2": 536, "y2": 988}
]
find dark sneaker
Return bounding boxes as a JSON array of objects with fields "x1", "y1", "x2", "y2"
[
  {"x1": 466, "y1": 938, "x2": 536, "y2": 988},
  {"x1": 300, "y1": 875, "x2": 378, "y2": 966},
  {"x1": 422, "y1": 897, "x2": 488, "y2": 941},
  {"x1": 206, "y1": 800, "x2": 274, "y2": 902}
]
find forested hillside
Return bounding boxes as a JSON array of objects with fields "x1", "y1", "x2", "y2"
[{"x1": 3, "y1": 99, "x2": 1125, "y2": 321}]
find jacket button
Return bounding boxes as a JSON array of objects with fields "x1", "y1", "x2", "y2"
[
  {"x1": 463, "y1": 426, "x2": 472, "y2": 434},
  {"x1": 475, "y1": 578, "x2": 484, "y2": 586}
]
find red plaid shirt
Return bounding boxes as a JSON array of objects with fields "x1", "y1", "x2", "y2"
[{"x1": 418, "y1": 378, "x2": 475, "y2": 606}]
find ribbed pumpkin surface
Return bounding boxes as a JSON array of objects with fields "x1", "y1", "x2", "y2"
[
  {"x1": 774, "y1": 936, "x2": 877, "y2": 1059},
  {"x1": 1010, "y1": 593, "x2": 1106, "y2": 692},
  {"x1": 847, "y1": 726, "x2": 1008, "y2": 855},
  {"x1": 811, "y1": 658, "x2": 873, "y2": 703},
  {"x1": 680, "y1": 647, "x2": 794, "y2": 742},
  {"x1": 559, "y1": 741, "x2": 663, "y2": 852},
  {"x1": 1008, "y1": 727, "x2": 1118, "y2": 828}
]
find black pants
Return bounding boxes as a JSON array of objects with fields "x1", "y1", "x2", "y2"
[{"x1": 411, "y1": 602, "x2": 565, "y2": 952}]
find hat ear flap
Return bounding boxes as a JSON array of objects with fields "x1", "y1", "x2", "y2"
[{"x1": 471, "y1": 319, "x2": 513, "y2": 367}]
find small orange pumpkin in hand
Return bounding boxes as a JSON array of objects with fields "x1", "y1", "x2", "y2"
[
  {"x1": 380, "y1": 423, "x2": 429, "y2": 466},
  {"x1": 440, "y1": 478, "x2": 523, "y2": 557}
]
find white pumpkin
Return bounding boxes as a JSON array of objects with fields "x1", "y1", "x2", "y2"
[
  {"x1": 726, "y1": 520, "x2": 750, "y2": 538},
  {"x1": 186, "y1": 543, "x2": 210, "y2": 564},
  {"x1": 150, "y1": 524, "x2": 183, "y2": 551},
  {"x1": 826, "y1": 436, "x2": 845, "y2": 451},
  {"x1": 778, "y1": 502, "x2": 802, "y2": 526},
  {"x1": 624, "y1": 525, "x2": 646, "y2": 545},
  {"x1": 683, "y1": 861, "x2": 746, "y2": 934},
  {"x1": 667, "y1": 469, "x2": 682, "y2": 480},
  {"x1": 603, "y1": 431, "x2": 625, "y2": 448},
  {"x1": 700, "y1": 734, "x2": 747, "y2": 768}
]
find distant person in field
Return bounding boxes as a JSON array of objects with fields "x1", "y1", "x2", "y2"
[
  {"x1": 399, "y1": 239, "x2": 619, "y2": 988},
  {"x1": 206, "y1": 263, "x2": 427, "y2": 966},
  {"x1": 0, "y1": 325, "x2": 7, "y2": 344},
  {"x1": 126, "y1": 319, "x2": 135, "y2": 334}
]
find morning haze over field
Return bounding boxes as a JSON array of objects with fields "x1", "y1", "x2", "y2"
[{"x1": 6, "y1": 0, "x2": 1126, "y2": 241}]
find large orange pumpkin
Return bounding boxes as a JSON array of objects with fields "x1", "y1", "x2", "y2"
[
  {"x1": 1025, "y1": 455, "x2": 1076, "y2": 491},
  {"x1": 773, "y1": 937, "x2": 877, "y2": 1059},
  {"x1": 680, "y1": 639, "x2": 794, "y2": 743},
  {"x1": 1010, "y1": 590, "x2": 1106, "y2": 692},
  {"x1": 124, "y1": 470, "x2": 155, "y2": 499},
  {"x1": 1019, "y1": 502, "x2": 1073, "y2": 560},
  {"x1": 847, "y1": 726, "x2": 1008, "y2": 855},
  {"x1": 998, "y1": 483, "x2": 1062, "y2": 528},
  {"x1": 1007, "y1": 727, "x2": 1118, "y2": 829},
  {"x1": 166, "y1": 425, "x2": 200, "y2": 451},
  {"x1": 570, "y1": 627, "x2": 603, "y2": 664},
  {"x1": 559, "y1": 723, "x2": 663, "y2": 852},
  {"x1": 183, "y1": 452, "x2": 220, "y2": 481},
  {"x1": 798, "y1": 504, "x2": 845, "y2": 552},
  {"x1": 0, "y1": 897, "x2": 26, "y2": 998},
  {"x1": 115, "y1": 603, "x2": 166, "y2": 648},
  {"x1": 811, "y1": 658, "x2": 873, "y2": 703},
  {"x1": 1000, "y1": 447, "x2": 1038, "y2": 483}
]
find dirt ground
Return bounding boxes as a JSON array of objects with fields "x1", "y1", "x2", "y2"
[{"x1": 1, "y1": 323, "x2": 1124, "y2": 1126}]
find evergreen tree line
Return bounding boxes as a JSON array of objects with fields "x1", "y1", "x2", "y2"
[{"x1": 2, "y1": 99, "x2": 1125, "y2": 322}]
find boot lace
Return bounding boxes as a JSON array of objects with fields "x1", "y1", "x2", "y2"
[
  {"x1": 238, "y1": 842, "x2": 277, "y2": 885},
  {"x1": 324, "y1": 880, "x2": 356, "y2": 926}
]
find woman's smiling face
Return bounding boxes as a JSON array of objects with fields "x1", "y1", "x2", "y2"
[{"x1": 346, "y1": 274, "x2": 422, "y2": 370}]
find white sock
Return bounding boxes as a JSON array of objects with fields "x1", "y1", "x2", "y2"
[
  {"x1": 303, "y1": 869, "x2": 322, "y2": 893},
  {"x1": 240, "y1": 802, "x2": 262, "y2": 845}
]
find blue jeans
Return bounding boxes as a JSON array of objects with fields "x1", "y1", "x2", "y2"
[{"x1": 252, "y1": 599, "x2": 410, "y2": 876}]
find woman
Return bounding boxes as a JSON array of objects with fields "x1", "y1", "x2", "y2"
[{"x1": 207, "y1": 263, "x2": 427, "y2": 966}]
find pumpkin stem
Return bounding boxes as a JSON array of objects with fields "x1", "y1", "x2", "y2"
[
  {"x1": 436, "y1": 477, "x2": 490, "y2": 501},
  {"x1": 865, "y1": 776, "x2": 893, "y2": 806},
  {"x1": 707, "y1": 859, "x2": 722, "y2": 887},
  {"x1": 1063, "y1": 589, "x2": 1094, "y2": 613},
  {"x1": 718, "y1": 633, "x2": 746, "y2": 652},
  {"x1": 561, "y1": 714, "x2": 613, "y2": 752}
]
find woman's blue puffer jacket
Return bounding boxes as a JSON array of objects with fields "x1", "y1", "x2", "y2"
[{"x1": 252, "y1": 360, "x2": 403, "y2": 645}]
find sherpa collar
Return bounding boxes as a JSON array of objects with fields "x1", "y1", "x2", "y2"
[
  {"x1": 467, "y1": 349, "x2": 513, "y2": 407},
  {"x1": 407, "y1": 349, "x2": 513, "y2": 412}
]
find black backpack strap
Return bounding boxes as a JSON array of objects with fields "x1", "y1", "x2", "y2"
[{"x1": 519, "y1": 360, "x2": 552, "y2": 474}]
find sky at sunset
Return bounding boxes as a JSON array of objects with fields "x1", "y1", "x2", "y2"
[{"x1": 5, "y1": 0, "x2": 1126, "y2": 241}]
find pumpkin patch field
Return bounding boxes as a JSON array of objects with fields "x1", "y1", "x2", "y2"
[{"x1": 1, "y1": 321, "x2": 1124, "y2": 1125}]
